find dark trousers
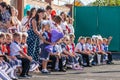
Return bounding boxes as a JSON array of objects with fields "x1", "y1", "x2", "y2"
[
  {"x1": 107, "y1": 53, "x2": 112, "y2": 62},
  {"x1": 81, "y1": 54, "x2": 90, "y2": 66},
  {"x1": 93, "y1": 53, "x2": 98, "y2": 64},
  {"x1": 16, "y1": 56, "x2": 30, "y2": 76},
  {"x1": 50, "y1": 56, "x2": 65, "y2": 70}
]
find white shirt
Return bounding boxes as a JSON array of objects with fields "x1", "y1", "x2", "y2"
[
  {"x1": 68, "y1": 24, "x2": 74, "y2": 34},
  {"x1": 21, "y1": 16, "x2": 29, "y2": 26},
  {"x1": 10, "y1": 42, "x2": 22, "y2": 56},
  {"x1": 75, "y1": 43, "x2": 86, "y2": 52},
  {"x1": 86, "y1": 43, "x2": 93, "y2": 51}
]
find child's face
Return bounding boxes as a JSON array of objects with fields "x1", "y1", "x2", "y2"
[
  {"x1": 70, "y1": 37, "x2": 74, "y2": 42},
  {"x1": 87, "y1": 39, "x2": 91, "y2": 44},
  {"x1": 44, "y1": 24, "x2": 50, "y2": 31},
  {"x1": 80, "y1": 39, "x2": 85, "y2": 44},
  {"x1": 0, "y1": 37, "x2": 4, "y2": 44},
  {"x1": 15, "y1": 36, "x2": 22, "y2": 44},
  {"x1": 6, "y1": 36, "x2": 12, "y2": 44},
  {"x1": 21, "y1": 37, "x2": 27, "y2": 44},
  {"x1": 70, "y1": 19, "x2": 73, "y2": 24},
  {"x1": 103, "y1": 39, "x2": 107, "y2": 44},
  {"x1": 64, "y1": 38, "x2": 70, "y2": 44}
]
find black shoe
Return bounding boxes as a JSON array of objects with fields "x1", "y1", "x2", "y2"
[
  {"x1": 87, "y1": 65, "x2": 92, "y2": 67},
  {"x1": 19, "y1": 75, "x2": 30, "y2": 79},
  {"x1": 11, "y1": 78, "x2": 18, "y2": 80},
  {"x1": 59, "y1": 69, "x2": 66, "y2": 72},
  {"x1": 26, "y1": 74, "x2": 32, "y2": 78}
]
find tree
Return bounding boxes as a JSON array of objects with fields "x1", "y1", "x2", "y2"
[{"x1": 91, "y1": 0, "x2": 120, "y2": 6}]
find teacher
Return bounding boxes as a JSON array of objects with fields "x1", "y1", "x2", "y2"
[{"x1": 27, "y1": 8, "x2": 45, "y2": 61}]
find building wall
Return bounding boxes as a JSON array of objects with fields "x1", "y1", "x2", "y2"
[{"x1": 25, "y1": 0, "x2": 70, "y2": 13}]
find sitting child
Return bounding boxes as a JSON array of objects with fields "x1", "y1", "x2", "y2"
[
  {"x1": 62, "y1": 36, "x2": 82, "y2": 70},
  {"x1": 10, "y1": 32, "x2": 32, "y2": 78},
  {"x1": 21, "y1": 33, "x2": 39, "y2": 72},
  {"x1": 50, "y1": 39, "x2": 66, "y2": 72}
]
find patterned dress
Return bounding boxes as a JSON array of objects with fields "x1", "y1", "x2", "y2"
[{"x1": 27, "y1": 19, "x2": 40, "y2": 61}]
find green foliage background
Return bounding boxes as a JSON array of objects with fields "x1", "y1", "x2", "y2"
[{"x1": 92, "y1": 0, "x2": 120, "y2": 6}]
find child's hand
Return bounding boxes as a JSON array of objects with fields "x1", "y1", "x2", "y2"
[
  {"x1": 108, "y1": 36, "x2": 112, "y2": 40},
  {"x1": 51, "y1": 42, "x2": 56, "y2": 45},
  {"x1": 10, "y1": 56, "x2": 17, "y2": 60},
  {"x1": 28, "y1": 56, "x2": 32, "y2": 62}
]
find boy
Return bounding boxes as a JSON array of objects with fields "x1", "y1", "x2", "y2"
[{"x1": 10, "y1": 32, "x2": 32, "y2": 78}]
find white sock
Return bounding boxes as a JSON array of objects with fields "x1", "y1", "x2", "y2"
[{"x1": 55, "y1": 62, "x2": 59, "y2": 70}]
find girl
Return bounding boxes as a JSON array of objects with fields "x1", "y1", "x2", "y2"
[
  {"x1": 62, "y1": 36, "x2": 82, "y2": 70},
  {"x1": 67, "y1": 17, "x2": 74, "y2": 34},
  {"x1": 60, "y1": 12, "x2": 70, "y2": 35},
  {"x1": 39, "y1": 20, "x2": 52, "y2": 74},
  {"x1": 8, "y1": 6, "x2": 19, "y2": 33}
]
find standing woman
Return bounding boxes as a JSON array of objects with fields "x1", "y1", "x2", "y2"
[
  {"x1": 27, "y1": 8, "x2": 45, "y2": 61},
  {"x1": 21, "y1": 8, "x2": 36, "y2": 32}
]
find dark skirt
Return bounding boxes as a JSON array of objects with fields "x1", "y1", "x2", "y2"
[{"x1": 39, "y1": 43, "x2": 50, "y2": 61}]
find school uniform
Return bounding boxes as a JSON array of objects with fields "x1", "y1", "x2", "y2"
[
  {"x1": 0, "y1": 70, "x2": 12, "y2": 80},
  {"x1": 62, "y1": 43, "x2": 78, "y2": 66},
  {"x1": 102, "y1": 44, "x2": 112, "y2": 64},
  {"x1": 85, "y1": 43, "x2": 94, "y2": 65},
  {"x1": 39, "y1": 31, "x2": 51, "y2": 61},
  {"x1": 61, "y1": 21, "x2": 70, "y2": 35},
  {"x1": 10, "y1": 41, "x2": 30, "y2": 76},
  {"x1": 68, "y1": 24, "x2": 74, "y2": 34},
  {"x1": 50, "y1": 44, "x2": 66, "y2": 71},
  {"x1": 75, "y1": 42, "x2": 92, "y2": 66},
  {"x1": 21, "y1": 43, "x2": 39, "y2": 72},
  {"x1": 96, "y1": 44, "x2": 104, "y2": 64}
]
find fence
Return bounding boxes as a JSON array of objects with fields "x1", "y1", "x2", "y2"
[{"x1": 74, "y1": 6, "x2": 120, "y2": 51}]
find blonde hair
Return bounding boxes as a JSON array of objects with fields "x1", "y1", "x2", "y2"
[{"x1": 78, "y1": 36, "x2": 85, "y2": 42}]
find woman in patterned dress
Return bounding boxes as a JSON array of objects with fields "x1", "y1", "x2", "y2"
[{"x1": 27, "y1": 8, "x2": 45, "y2": 61}]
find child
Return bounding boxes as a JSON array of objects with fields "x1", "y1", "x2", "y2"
[
  {"x1": 96, "y1": 38, "x2": 107, "y2": 65},
  {"x1": 39, "y1": 20, "x2": 52, "y2": 74},
  {"x1": 102, "y1": 37, "x2": 113, "y2": 64},
  {"x1": 62, "y1": 35, "x2": 81, "y2": 70},
  {"x1": 75, "y1": 37, "x2": 92, "y2": 67},
  {"x1": 0, "y1": 33, "x2": 18, "y2": 80},
  {"x1": 52, "y1": 15, "x2": 63, "y2": 33},
  {"x1": 21, "y1": 33, "x2": 39, "y2": 72},
  {"x1": 50, "y1": 39, "x2": 66, "y2": 72},
  {"x1": 67, "y1": 17, "x2": 74, "y2": 34},
  {"x1": 69, "y1": 34, "x2": 83, "y2": 69},
  {"x1": 85, "y1": 37, "x2": 94, "y2": 66},
  {"x1": 91, "y1": 38, "x2": 98, "y2": 65},
  {"x1": 10, "y1": 32, "x2": 32, "y2": 78}
]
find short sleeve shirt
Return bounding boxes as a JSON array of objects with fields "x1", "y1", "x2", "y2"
[{"x1": 10, "y1": 42, "x2": 22, "y2": 56}]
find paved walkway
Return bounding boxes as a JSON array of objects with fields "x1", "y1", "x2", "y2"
[{"x1": 21, "y1": 61, "x2": 120, "y2": 80}]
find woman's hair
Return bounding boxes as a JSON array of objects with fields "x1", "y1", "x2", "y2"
[
  {"x1": 29, "y1": 7, "x2": 36, "y2": 18},
  {"x1": 60, "y1": 12, "x2": 67, "y2": 21},
  {"x1": 54, "y1": 15, "x2": 62, "y2": 24},
  {"x1": 9, "y1": 6, "x2": 15, "y2": 16},
  {"x1": 46, "y1": 5, "x2": 52, "y2": 10},
  {"x1": 35, "y1": 8, "x2": 45, "y2": 26},
  {"x1": 0, "y1": 2, "x2": 8, "y2": 8}
]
